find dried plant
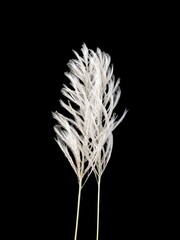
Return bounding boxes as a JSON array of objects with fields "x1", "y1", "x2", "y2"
[{"x1": 53, "y1": 44, "x2": 127, "y2": 240}]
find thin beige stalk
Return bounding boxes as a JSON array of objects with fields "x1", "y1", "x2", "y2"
[
  {"x1": 96, "y1": 177, "x2": 101, "y2": 240},
  {"x1": 74, "y1": 181, "x2": 82, "y2": 240}
]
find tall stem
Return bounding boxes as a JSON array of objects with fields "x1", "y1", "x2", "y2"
[
  {"x1": 96, "y1": 177, "x2": 101, "y2": 240},
  {"x1": 74, "y1": 182, "x2": 82, "y2": 240}
]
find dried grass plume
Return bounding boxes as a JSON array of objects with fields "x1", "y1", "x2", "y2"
[{"x1": 52, "y1": 43, "x2": 127, "y2": 240}]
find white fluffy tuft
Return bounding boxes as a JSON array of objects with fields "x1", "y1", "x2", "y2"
[{"x1": 53, "y1": 44, "x2": 127, "y2": 185}]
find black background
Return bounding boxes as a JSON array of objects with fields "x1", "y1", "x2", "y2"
[{"x1": 4, "y1": 3, "x2": 173, "y2": 239}]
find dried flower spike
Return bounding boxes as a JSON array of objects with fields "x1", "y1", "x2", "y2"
[{"x1": 53, "y1": 44, "x2": 127, "y2": 240}]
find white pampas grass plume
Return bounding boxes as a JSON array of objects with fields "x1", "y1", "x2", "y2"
[{"x1": 53, "y1": 43, "x2": 127, "y2": 240}]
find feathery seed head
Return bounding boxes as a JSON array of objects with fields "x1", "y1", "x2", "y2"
[{"x1": 53, "y1": 44, "x2": 127, "y2": 184}]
